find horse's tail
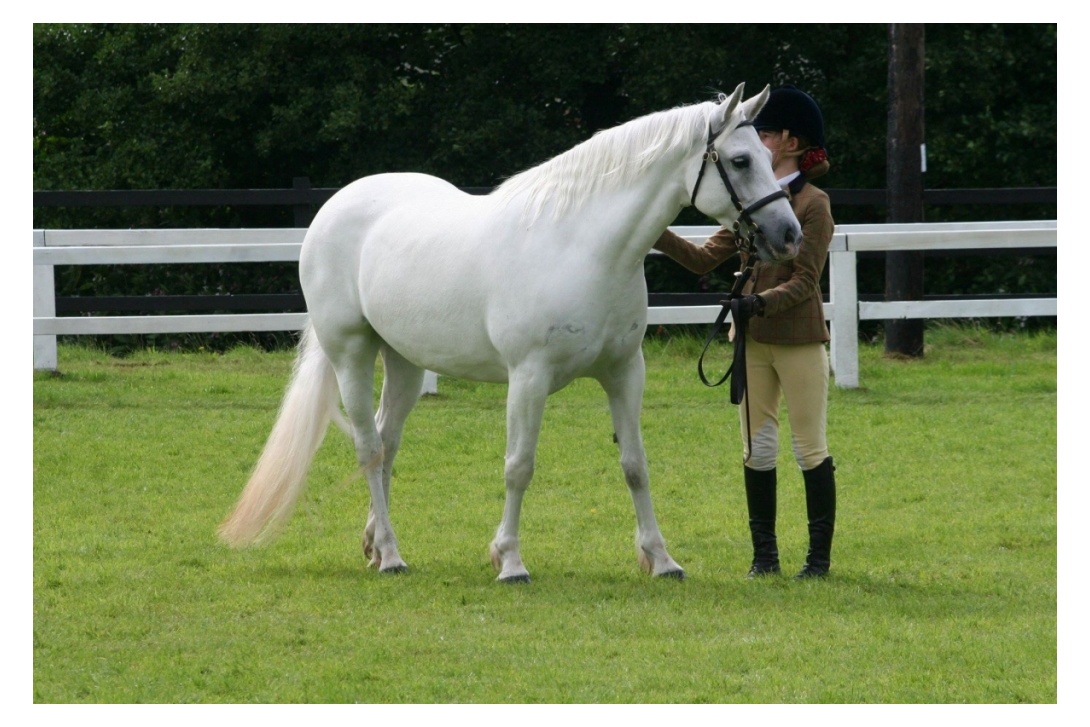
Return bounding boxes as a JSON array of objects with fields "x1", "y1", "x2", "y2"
[{"x1": 218, "y1": 323, "x2": 341, "y2": 547}]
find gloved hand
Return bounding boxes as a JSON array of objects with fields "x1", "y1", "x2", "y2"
[{"x1": 733, "y1": 294, "x2": 765, "y2": 320}]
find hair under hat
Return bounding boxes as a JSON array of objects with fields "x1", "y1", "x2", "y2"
[{"x1": 752, "y1": 85, "x2": 826, "y2": 151}]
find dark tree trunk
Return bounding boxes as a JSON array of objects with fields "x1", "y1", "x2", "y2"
[{"x1": 885, "y1": 23, "x2": 926, "y2": 357}]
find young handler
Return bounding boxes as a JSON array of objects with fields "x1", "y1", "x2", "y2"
[{"x1": 655, "y1": 85, "x2": 837, "y2": 578}]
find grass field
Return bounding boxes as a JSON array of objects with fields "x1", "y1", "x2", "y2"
[{"x1": 32, "y1": 327, "x2": 1057, "y2": 703}]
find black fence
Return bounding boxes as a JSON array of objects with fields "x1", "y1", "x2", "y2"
[{"x1": 34, "y1": 179, "x2": 1057, "y2": 228}]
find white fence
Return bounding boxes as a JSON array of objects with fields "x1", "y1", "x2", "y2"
[{"x1": 33, "y1": 220, "x2": 1057, "y2": 388}]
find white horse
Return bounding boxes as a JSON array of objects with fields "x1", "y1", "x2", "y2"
[{"x1": 219, "y1": 83, "x2": 801, "y2": 582}]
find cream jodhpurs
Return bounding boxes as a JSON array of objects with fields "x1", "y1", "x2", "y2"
[{"x1": 739, "y1": 337, "x2": 830, "y2": 472}]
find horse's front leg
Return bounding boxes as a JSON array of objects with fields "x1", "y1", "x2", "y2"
[
  {"x1": 489, "y1": 368, "x2": 549, "y2": 583},
  {"x1": 599, "y1": 352, "x2": 685, "y2": 579}
]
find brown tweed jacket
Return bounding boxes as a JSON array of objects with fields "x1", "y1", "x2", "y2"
[{"x1": 653, "y1": 179, "x2": 834, "y2": 345}]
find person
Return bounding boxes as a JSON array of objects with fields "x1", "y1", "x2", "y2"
[{"x1": 654, "y1": 85, "x2": 837, "y2": 578}]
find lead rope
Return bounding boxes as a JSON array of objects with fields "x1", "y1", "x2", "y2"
[{"x1": 697, "y1": 257, "x2": 757, "y2": 464}]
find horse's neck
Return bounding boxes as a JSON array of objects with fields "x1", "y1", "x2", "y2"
[
  {"x1": 572, "y1": 161, "x2": 689, "y2": 269},
  {"x1": 511, "y1": 147, "x2": 685, "y2": 272}
]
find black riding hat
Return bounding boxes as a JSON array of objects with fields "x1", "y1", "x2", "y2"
[{"x1": 752, "y1": 85, "x2": 826, "y2": 149}]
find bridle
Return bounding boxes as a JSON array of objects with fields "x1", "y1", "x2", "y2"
[
  {"x1": 690, "y1": 120, "x2": 788, "y2": 465},
  {"x1": 689, "y1": 120, "x2": 788, "y2": 256}
]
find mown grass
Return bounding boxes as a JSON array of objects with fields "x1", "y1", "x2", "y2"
[{"x1": 33, "y1": 326, "x2": 1057, "y2": 703}]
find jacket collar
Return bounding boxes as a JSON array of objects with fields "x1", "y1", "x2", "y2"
[
  {"x1": 775, "y1": 170, "x2": 808, "y2": 197},
  {"x1": 787, "y1": 173, "x2": 808, "y2": 196}
]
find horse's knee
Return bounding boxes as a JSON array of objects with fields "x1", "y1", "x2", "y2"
[
  {"x1": 504, "y1": 454, "x2": 535, "y2": 489},
  {"x1": 620, "y1": 454, "x2": 649, "y2": 491}
]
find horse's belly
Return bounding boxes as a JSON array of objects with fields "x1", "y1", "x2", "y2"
[{"x1": 373, "y1": 314, "x2": 509, "y2": 383}]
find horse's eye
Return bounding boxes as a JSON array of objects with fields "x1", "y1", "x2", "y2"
[{"x1": 731, "y1": 156, "x2": 750, "y2": 169}]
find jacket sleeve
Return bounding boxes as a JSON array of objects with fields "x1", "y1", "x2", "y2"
[
  {"x1": 757, "y1": 191, "x2": 834, "y2": 316},
  {"x1": 652, "y1": 227, "x2": 739, "y2": 274}
]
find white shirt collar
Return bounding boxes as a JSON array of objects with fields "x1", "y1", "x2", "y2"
[{"x1": 776, "y1": 171, "x2": 801, "y2": 188}]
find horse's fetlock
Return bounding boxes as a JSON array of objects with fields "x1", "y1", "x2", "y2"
[{"x1": 492, "y1": 534, "x2": 519, "y2": 553}]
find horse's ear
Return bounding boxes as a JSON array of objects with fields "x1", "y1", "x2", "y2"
[
  {"x1": 714, "y1": 82, "x2": 746, "y2": 130},
  {"x1": 741, "y1": 84, "x2": 772, "y2": 122}
]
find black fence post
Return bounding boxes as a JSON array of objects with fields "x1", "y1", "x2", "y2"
[{"x1": 293, "y1": 177, "x2": 315, "y2": 228}]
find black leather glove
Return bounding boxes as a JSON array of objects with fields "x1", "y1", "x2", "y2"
[{"x1": 734, "y1": 294, "x2": 765, "y2": 319}]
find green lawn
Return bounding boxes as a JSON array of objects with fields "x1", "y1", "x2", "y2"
[{"x1": 33, "y1": 327, "x2": 1057, "y2": 703}]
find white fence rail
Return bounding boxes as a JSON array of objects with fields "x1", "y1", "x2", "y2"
[{"x1": 33, "y1": 221, "x2": 1057, "y2": 388}]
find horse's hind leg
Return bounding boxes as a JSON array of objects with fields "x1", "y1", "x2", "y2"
[
  {"x1": 599, "y1": 352, "x2": 685, "y2": 579},
  {"x1": 363, "y1": 345, "x2": 425, "y2": 563},
  {"x1": 322, "y1": 326, "x2": 409, "y2": 573},
  {"x1": 489, "y1": 367, "x2": 549, "y2": 583}
]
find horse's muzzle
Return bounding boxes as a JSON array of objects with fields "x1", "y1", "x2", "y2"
[
  {"x1": 754, "y1": 225, "x2": 800, "y2": 263},
  {"x1": 770, "y1": 239, "x2": 799, "y2": 262}
]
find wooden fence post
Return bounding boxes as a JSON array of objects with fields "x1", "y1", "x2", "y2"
[
  {"x1": 829, "y1": 237, "x2": 859, "y2": 388},
  {"x1": 885, "y1": 23, "x2": 926, "y2": 357},
  {"x1": 34, "y1": 230, "x2": 57, "y2": 370}
]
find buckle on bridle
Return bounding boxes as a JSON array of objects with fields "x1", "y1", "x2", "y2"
[{"x1": 732, "y1": 218, "x2": 760, "y2": 254}]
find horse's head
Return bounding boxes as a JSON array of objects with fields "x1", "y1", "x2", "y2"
[{"x1": 689, "y1": 84, "x2": 802, "y2": 263}]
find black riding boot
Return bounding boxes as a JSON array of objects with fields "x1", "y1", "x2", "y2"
[
  {"x1": 743, "y1": 466, "x2": 780, "y2": 577},
  {"x1": 796, "y1": 456, "x2": 836, "y2": 578}
]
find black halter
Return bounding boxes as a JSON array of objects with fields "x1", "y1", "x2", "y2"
[{"x1": 689, "y1": 120, "x2": 789, "y2": 253}]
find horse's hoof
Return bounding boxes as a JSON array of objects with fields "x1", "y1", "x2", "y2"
[
  {"x1": 379, "y1": 564, "x2": 409, "y2": 575},
  {"x1": 498, "y1": 573, "x2": 531, "y2": 584},
  {"x1": 655, "y1": 569, "x2": 686, "y2": 580}
]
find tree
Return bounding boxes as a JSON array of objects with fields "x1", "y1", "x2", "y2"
[{"x1": 885, "y1": 23, "x2": 926, "y2": 358}]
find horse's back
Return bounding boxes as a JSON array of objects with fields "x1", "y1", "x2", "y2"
[
  {"x1": 308, "y1": 173, "x2": 468, "y2": 234},
  {"x1": 301, "y1": 172, "x2": 481, "y2": 284}
]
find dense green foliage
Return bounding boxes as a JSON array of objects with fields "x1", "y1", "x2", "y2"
[
  {"x1": 32, "y1": 24, "x2": 1057, "y2": 348},
  {"x1": 33, "y1": 24, "x2": 1057, "y2": 213},
  {"x1": 33, "y1": 329, "x2": 1057, "y2": 702}
]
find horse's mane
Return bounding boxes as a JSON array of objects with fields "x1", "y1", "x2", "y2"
[{"x1": 492, "y1": 98, "x2": 729, "y2": 222}]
